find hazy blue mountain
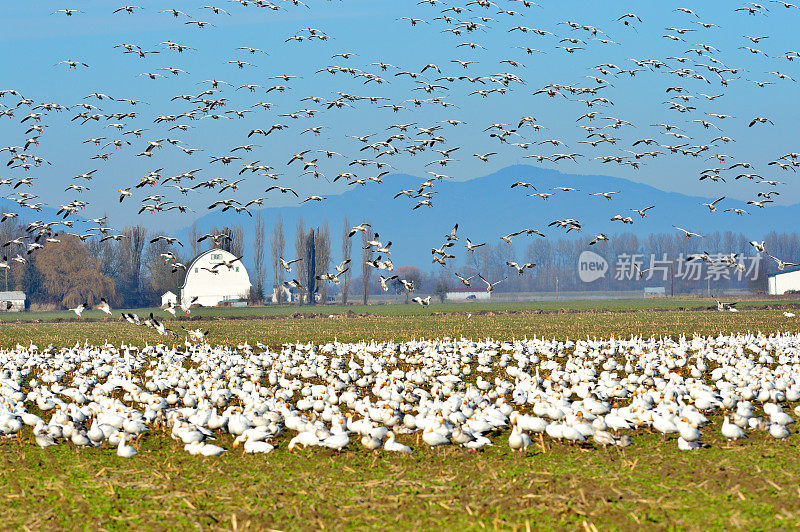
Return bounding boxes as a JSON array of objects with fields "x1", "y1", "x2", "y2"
[{"x1": 179, "y1": 164, "x2": 800, "y2": 270}]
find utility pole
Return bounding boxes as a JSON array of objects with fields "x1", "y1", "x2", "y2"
[{"x1": 670, "y1": 260, "x2": 674, "y2": 297}]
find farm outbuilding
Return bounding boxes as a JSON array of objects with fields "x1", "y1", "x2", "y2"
[
  {"x1": 768, "y1": 269, "x2": 800, "y2": 295},
  {"x1": 446, "y1": 288, "x2": 490, "y2": 301},
  {"x1": 0, "y1": 291, "x2": 26, "y2": 312},
  {"x1": 180, "y1": 249, "x2": 251, "y2": 307},
  {"x1": 271, "y1": 285, "x2": 300, "y2": 304},
  {"x1": 161, "y1": 291, "x2": 178, "y2": 307}
]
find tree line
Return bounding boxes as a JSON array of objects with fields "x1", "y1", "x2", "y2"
[{"x1": 1, "y1": 210, "x2": 796, "y2": 310}]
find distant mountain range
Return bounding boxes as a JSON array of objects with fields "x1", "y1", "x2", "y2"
[{"x1": 177, "y1": 164, "x2": 800, "y2": 271}]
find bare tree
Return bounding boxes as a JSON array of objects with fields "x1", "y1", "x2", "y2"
[
  {"x1": 252, "y1": 213, "x2": 266, "y2": 303},
  {"x1": 294, "y1": 217, "x2": 307, "y2": 304},
  {"x1": 315, "y1": 221, "x2": 331, "y2": 304},
  {"x1": 117, "y1": 226, "x2": 146, "y2": 306},
  {"x1": 306, "y1": 228, "x2": 316, "y2": 304},
  {"x1": 361, "y1": 226, "x2": 374, "y2": 305},
  {"x1": 231, "y1": 226, "x2": 245, "y2": 258},
  {"x1": 189, "y1": 220, "x2": 201, "y2": 258},
  {"x1": 210, "y1": 226, "x2": 243, "y2": 256},
  {"x1": 270, "y1": 215, "x2": 285, "y2": 303},
  {"x1": 341, "y1": 216, "x2": 352, "y2": 304}
]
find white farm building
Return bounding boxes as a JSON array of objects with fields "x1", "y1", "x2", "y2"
[
  {"x1": 768, "y1": 269, "x2": 800, "y2": 295},
  {"x1": 180, "y1": 249, "x2": 251, "y2": 307},
  {"x1": 446, "y1": 289, "x2": 490, "y2": 301},
  {"x1": 0, "y1": 291, "x2": 25, "y2": 312}
]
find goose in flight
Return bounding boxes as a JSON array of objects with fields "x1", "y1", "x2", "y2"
[
  {"x1": 150, "y1": 236, "x2": 182, "y2": 247},
  {"x1": 69, "y1": 303, "x2": 86, "y2": 318},
  {"x1": 725, "y1": 208, "x2": 749, "y2": 216},
  {"x1": 279, "y1": 257, "x2": 302, "y2": 273},
  {"x1": 589, "y1": 234, "x2": 609, "y2": 245},
  {"x1": 473, "y1": 153, "x2": 497, "y2": 162},
  {"x1": 238, "y1": 46, "x2": 267, "y2": 54},
  {"x1": 454, "y1": 273, "x2": 475, "y2": 287},
  {"x1": 210, "y1": 156, "x2": 241, "y2": 165},
  {"x1": 160, "y1": 9, "x2": 188, "y2": 17},
  {"x1": 212, "y1": 256, "x2": 243, "y2": 271},
  {"x1": 445, "y1": 224, "x2": 459, "y2": 242},
  {"x1": 53, "y1": 9, "x2": 83, "y2": 15},
  {"x1": 687, "y1": 252, "x2": 713, "y2": 263},
  {"x1": 113, "y1": 5, "x2": 144, "y2": 15},
  {"x1": 301, "y1": 195, "x2": 326, "y2": 203},
  {"x1": 527, "y1": 193, "x2": 553, "y2": 200},
  {"x1": 378, "y1": 275, "x2": 399, "y2": 292},
  {"x1": 465, "y1": 238, "x2": 486, "y2": 252},
  {"x1": 632, "y1": 205, "x2": 655, "y2": 217},
  {"x1": 674, "y1": 226, "x2": 703, "y2": 239},
  {"x1": 749, "y1": 117, "x2": 774, "y2": 127},
  {"x1": 97, "y1": 298, "x2": 112, "y2": 316},
  {"x1": 589, "y1": 191, "x2": 619, "y2": 200},
  {"x1": 57, "y1": 60, "x2": 89, "y2": 69},
  {"x1": 507, "y1": 262, "x2": 535, "y2": 275},
  {"x1": 265, "y1": 186, "x2": 299, "y2": 197},
  {"x1": 674, "y1": 7, "x2": 700, "y2": 16},
  {"x1": 197, "y1": 233, "x2": 231, "y2": 247},
  {"x1": 617, "y1": 12, "x2": 642, "y2": 26},
  {"x1": 766, "y1": 253, "x2": 798, "y2": 271},
  {"x1": 701, "y1": 197, "x2": 725, "y2": 212},
  {"x1": 202, "y1": 5, "x2": 231, "y2": 15},
  {"x1": 713, "y1": 297, "x2": 739, "y2": 312},
  {"x1": 411, "y1": 296, "x2": 432, "y2": 306},
  {"x1": 348, "y1": 223, "x2": 371, "y2": 237},
  {"x1": 750, "y1": 241, "x2": 766, "y2": 253},
  {"x1": 478, "y1": 275, "x2": 505, "y2": 293}
]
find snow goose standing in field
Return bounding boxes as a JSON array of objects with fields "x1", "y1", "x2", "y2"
[
  {"x1": 198, "y1": 443, "x2": 228, "y2": 457},
  {"x1": 508, "y1": 422, "x2": 531, "y2": 454},
  {"x1": 384, "y1": 432, "x2": 412, "y2": 453},
  {"x1": 34, "y1": 423, "x2": 57, "y2": 448},
  {"x1": 721, "y1": 416, "x2": 746, "y2": 446},
  {"x1": 605, "y1": 413, "x2": 631, "y2": 436},
  {"x1": 239, "y1": 438, "x2": 274, "y2": 453},
  {"x1": 769, "y1": 424, "x2": 790, "y2": 440},
  {"x1": 321, "y1": 427, "x2": 350, "y2": 452},
  {"x1": 117, "y1": 436, "x2": 137, "y2": 458},
  {"x1": 422, "y1": 426, "x2": 450, "y2": 448},
  {"x1": 677, "y1": 418, "x2": 701, "y2": 443},
  {"x1": 677, "y1": 437, "x2": 701, "y2": 451},
  {"x1": 361, "y1": 434, "x2": 382, "y2": 450}
]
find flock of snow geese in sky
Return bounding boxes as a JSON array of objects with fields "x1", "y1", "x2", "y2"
[
  {"x1": 1, "y1": 333, "x2": 799, "y2": 457},
  {"x1": 0, "y1": 1, "x2": 799, "y2": 302}
]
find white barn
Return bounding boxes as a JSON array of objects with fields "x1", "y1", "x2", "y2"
[
  {"x1": 768, "y1": 269, "x2": 800, "y2": 295},
  {"x1": 180, "y1": 249, "x2": 251, "y2": 307}
]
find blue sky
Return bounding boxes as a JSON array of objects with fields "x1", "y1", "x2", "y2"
[{"x1": 0, "y1": 0, "x2": 798, "y2": 232}]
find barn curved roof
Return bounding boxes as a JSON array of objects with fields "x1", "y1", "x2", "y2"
[{"x1": 179, "y1": 248, "x2": 242, "y2": 289}]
